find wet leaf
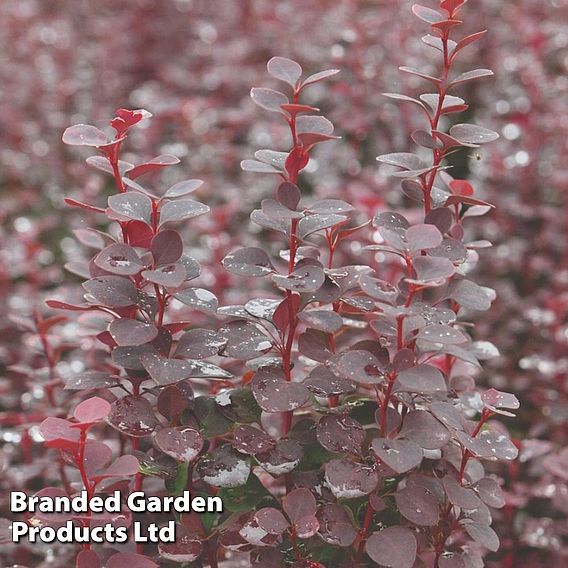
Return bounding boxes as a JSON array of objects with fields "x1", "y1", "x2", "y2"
[
  {"x1": 267, "y1": 56, "x2": 302, "y2": 86},
  {"x1": 366, "y1": 526, "x2": 417, "y2": 568},
  {"x1": 251, "y1": 367, "x2": 309, "y2": 413},
  {"x1": 109, "y1": 319, "x2": 158, "y2": 346},
  {"x1": 317, "y1": 503, "x2": 357, "y2": 547},
  {"x1": 74, "y1": 397, "x2": 112, "y2": 424},
  {"x1": 372, "y1": 438, "x2": 423, "y2": 474},
  {"x1": 108, "y1": 192, "x2": 152, "y2": 223},
  {"x1": 83, "y1": 276, "x2": 138, "y2": 308},
  {"x1": 197, "y1": 445, "x2": 251, "y2": 488},
  {"x1": 158, "y1": 524, "x2": 202, "y2": 562},
  {"x1": 223, "y1": 247, "x2": 276, "y2": 277},
  {"x1": 325, "y1": 458, "x2": 378, "y2": 499},
  {"x1": 396, "y1": 483, "x2": 440, "y2": 525},
  {"x1": 94, "y1": 243, "x2": 143, "y2": 276},
  {"x1": 159, "y1": 199, "x2": 210, "y2": 224},
  {"x1": 395, "y1": 364, "x2": 447, "y2": 394},
  {"x1": 250, "y1": 87, "x2": 289, "y2": 113},
  {"x1": 107, "y1": 396, "x2": 159, "y2": 437},
  {"x1": 218, "y1": 320, "x2": 273, "y2": 360},
  {"x1": 174, "y1": 287, "x2": 218, "y2": 313},
  {"x1": 154, "y1": 427, "x2": 203, "y2": 462}
]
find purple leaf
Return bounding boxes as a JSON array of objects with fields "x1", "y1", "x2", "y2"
[
  {"x1": 297, "y1": 214, "x2": 346, "y2": 239},
  {"x1": 82, "y1": 442, "x2": 112, "y2": 477},
  {"x1": 299, "y1": 309, "x2": 343, "y2": 333},
  {"x1": 475, "y1": 477, "x2": 506, "y2": 508},
  {"x1": 448, "y1": 279, "x2": 493, "y2": 311},
  {"x1": 303, "y1": 366, "x2": 356, "y2": 397},
  {"x1": 158, "y1": 525, "x2": 202, "y2": 562},
  {"x1": 412, "y1": 3, "x2": 444, "y2": 23},
  {"x1": 233, "y1": 425, "x2": 276, "y2": 455},
  {"x1": 163, "y1": 178, "x2": 204, "y2": 198},
  {"x1": 151, "y1": 230, "x2": 184, "y2": 266},
  {"x1": 267, "y1": 56, "x2": 302, "y2": 86},
  {"x1": 174, "y1": 287, "x2": 218, "y2": 313},
  {"x1": 65, "y1": 371, "x2": 119, "y2": 391},
  {"x1": 450, "y1": 68, "x2": 494, "y2": 87},
  {"x1": 316, "y1": 414, "x2": 365, "y2": 455},
  {"x1": 250, "y1": 87, "x2": 289, "y2": 113},
  {"x1": 412, "y1": 256, "x2": 455, "y2": 283},
  {"x1": 412, "y1": 128, "x2": 437, "y2": 148},
  {"x1": 382, "y1": 92, "x2": 428, "y2": 111},
  {"x1": 94, "y1": 455, "x2": 139, "y2": 480},
  {"x1": 142, "y1": 263, "x2": 186, "y2": 288},
  {"x1": 63, "y1": 124, "x2": 109, "y2": 146},
  {"x1": 359, "y1": 275, "x2": 399, "y2": 304},
  {"x1": 107, "y1": 396, "x2": 159, "y2": 437},
  {"x1": 175, "y1": 329, "x2": 226, "y2": 359},
  {"x1": 218, "y1": 320, "x2": 273, "y2": 360},
  {"x1": 296, "y1": 115, "x2": 334, "y2": 136},
  {"x1": 366, "y1": 526, "x2": 417, "y2": 568},
  {"x1": 457, "y1": 430, "x2": 518, "y2": 461},
  {"x1": 443, "y1": 475, "x2": 482, "y2": 509},
  {"x1": 462, "y1": 521, "x2": 500, "y2": 552},
  {"x1": 308, "y1": 199, "x2": 354, "y2": 215},
  {"x1": 83, "y1": 276, "x2": 138, "y2": 307},
  {"x1": 283, "y1": 488, "x2": 317, "y2": 524},
  {"x1": 223, "y1": 247, "x2": 276, "y2": 277},
  {"x1": 94, "y1": 244, "x2": 143, "y2": 276},
  {"x1": 399, "y1": 410, "x2": 450, "y2": 449},
  {"x1": 406, "y1": 224, "x2": 443, "y2": 253},
  {"x1": 251, "y1": 367, "x2": 309, "y2": 413},
  {"x1": 241, "y1": 159, "x2": 282, "y2": 174},
  {"x1": 109, "y1": 319, "x2": 158, "y2": 346},
  {"x1": 298, "y1": 329, "x2": 332, "y2": 362},
  {"x1": 154, "y1": 427, "x2": 203, "y2": 462},
  {"x1": 128, "y1": 154, "x2": 180, "y2": 180},
  {"x1": 376, "y1": 152, "x2": 424, "y2": 171},
  {"x1": 256, "y1": 438, "x2": 303, "y2": 475},
  {"x1": 395, "y1": 364, "x2": 447, "y2": 394},
  {"x1": 262, "y1": 198, "x2": 303, "y2": 220},
  {"x1": 273, "y1": 262, "x2": 325, "y2": 292},
  {"x1": 74, "y1": 396, "x2": 112, "y2": 424},
  {"x1": 277, "y1": 181, "x2": 301, "y2": 209},
  {"x1": 335, "y1": 350, "x2": 385, "y2": 385},
  {"x1": 482, "y1": 388, "x2": 519, "y2": 413},
  {"x1": 141, "y1": 352, "x2": 232, "y2": 385},
  {"x1": 76, "y1": 550, "x2": 101, "y2": 568},
  {"x1": 325, "y1": 458, "x2": 378, "y2": 499},
  {"x1": 450, "y1": 123, "x2": 499, "y2": 144},
  {"x1": 430, "y1": 238, "x2": 468, "y2": 264},
  {"x1": 159, "y1": 199, "x2": 210, "y2": 225},
  {"x1": 399, "y1": 66, "x2": 441, "y2": 84},
  {"x1": 372, "y1": 438, "x2": 423, "y2": 474},
  {"x1": 301, "y1": 68, "x2": 340, "y2": 88},
  {"x1": 197, "y1": 445, "x2": 250, "y2": 488},
  {"x1": 39, "y1": 417, "x2": 80, "y2": 449},
  {"x1": 416, "y1": 324, "x2": 468, "y2": 345},
  {"x1": 317, "y1": 503, "x2": 357, "y2": 547},
  {"x1": 421, "y1": 93, "x2": 466, "y2": 114},
  {"x1": 157, "y1": 384, "x2": 192, "y2": 420},
  {"x1": 396, "y1": 483, "x2": 440, "y2": 525},
  {"x1": 255, "y1": 149, "x2": 288, "y2": 170},
  {"x1": 108, "y1": 192, "x2": 152, "y2": 223}
]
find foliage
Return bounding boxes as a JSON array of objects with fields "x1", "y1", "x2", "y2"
[{"x1": 1, "y1": 0, "x2": 567, "y2": 567}]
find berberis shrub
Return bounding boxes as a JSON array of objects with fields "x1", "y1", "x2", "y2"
[{"x1": 2, "y1": 1, "x2": 522, "y2": 567}]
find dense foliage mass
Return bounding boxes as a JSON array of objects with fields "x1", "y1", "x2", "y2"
[{"x1": 1, "y1": 0, "x2": 567, "y2": 567}]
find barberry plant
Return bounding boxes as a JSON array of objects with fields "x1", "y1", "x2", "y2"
[{"x1": 2, "y1": 2, "x2": 521, "y2": 567}]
